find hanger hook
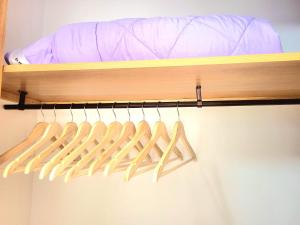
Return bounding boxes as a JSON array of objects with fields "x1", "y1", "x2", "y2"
[
  {"x1": 157, "y1": 101, "x2": 161, "y2": 121},
  {"x1": 53, "y1": 104, "x2": 57, "y2": 122},
  {"x1": 176, "y1": 101, "x2": 181, "y2": 121},
  {"x1": 69, "y1": 104, "x2": 74, "y2": 122},
  {"x1": 127, "y1": 102, "x2": 131, "y2": 121},
  {"x1": 83, "y1": 103, "x2": 88, "y2": 122},
  {"x1": 96, "y1": 103, "x2": 101, "y2": 121},
  {"x1": 40, "y1": 104, "x2": 45, "y2": 122},
  {"x1": 142, "y1": 102, "x2": 146, "y2": 120},
  {"x1": 112, "y1": 102, "x2": 117, "y2": 121}
]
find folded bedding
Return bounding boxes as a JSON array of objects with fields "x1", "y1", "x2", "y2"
[{"x1": 5, "y1": 15, "x2": 282, "y2": 64}]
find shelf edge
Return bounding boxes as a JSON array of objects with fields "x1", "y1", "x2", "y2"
[{"x1": 4, "y1": 52, "x2": 300, "y2": 73}]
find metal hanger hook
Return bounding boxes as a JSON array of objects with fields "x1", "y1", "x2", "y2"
[
  {"x1": 83, "y1": 104, "x2": 88, "y2": 122},
  {"x1": 157, "y1": 101, "x2": 161, "y2": 121},
  {"x1": 127, "y1": 102, "x2": 131, "y2": 121},
  {"x1": 69, "y1": 104, "x2": 74, "y2": 122},
  {"x1": 142, "y1": 102, "x2": 146, "y2": 120},
  {"x1": 96, "y1": 103, "x2": 101, "y2": 121},
  {"x1": 112, "y1": 102, "x2": 117, "y2": 121},
  {"x1": 176, "y1": 101, "x2": 181, "y2": 121},
  {"x1": 53, "y1": 104, "x2": 57, "y2": 122},
  {"x1": 40, "y1": 104, "x2": 45, "y2": 122}
]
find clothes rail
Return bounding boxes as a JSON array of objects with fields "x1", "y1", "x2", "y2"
[
  {"x1": 3, "y1": 86, "x2": 300, "y2": 110},
  {"x1": 4, "y1": 99, "x2": 300, "y2": 110}
]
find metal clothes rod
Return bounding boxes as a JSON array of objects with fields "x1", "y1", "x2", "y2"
[
  {"x1": 3, "y1": 99, "x2": 300, "y2": 110},
  {"x1": 2, "y1": 86, "x2": 300, "y2": 110}
]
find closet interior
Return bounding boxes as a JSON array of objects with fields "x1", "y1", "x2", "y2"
[{"x1": 1, "y1": 0, "x2": 300, "y2": 225}]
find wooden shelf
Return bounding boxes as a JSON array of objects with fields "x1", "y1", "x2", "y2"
[{"x1": 1, "y1": 52, "x2": 300, "y2": 103}]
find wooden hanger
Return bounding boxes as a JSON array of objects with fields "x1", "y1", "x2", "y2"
[
  {"x1": 104, "y1": 118, "x2": 158, "y2": 176},
  {"x1": 104, "y1": 105, "x2": 165, "y2": 176},
  {"x1": 64, "y1": 104, "x2": 123, "y2": 182},
  {"x1": 39, "y1": 105, "x2": 93, "y2": 180},
  {"x1": 153, "y1": 120, "x2": 197, "y2": 182},
  {"x1": 86, "y1": 121, "x2": 154, "y2": 178},
  {"x1": 0, "y1": 122, "x2": 48, "y2": 166},
  {"x1": 64, "y1": 103, "x2": 155, "y2": 182},
  {"x1": 49, "y1": 120, "x2": 107, "y2": 181},
  {"x1": 125, "y1": 119, "x2": 183, "y2": 181},
  {"x1": 24, "y1": 121, "x2": 78, "y2": 174},
  {"x1": 86, "y1": 105, "x2": 153, "y2": 177},
  {"x1": 24, "y1": 106, "x2": 77, "y2": 174},
  {"x1": 3, "y1": 121, "x2": 62, "y2": 178},
  {"x1": 64, "y1": 120, "x2": 122, "y2": 182},
  {"x1": 39, "y1": 120, "x2": 91, "y2": 179},
  {"x1": 0, "y1": 106, "x2": 49, "y2": 167}
]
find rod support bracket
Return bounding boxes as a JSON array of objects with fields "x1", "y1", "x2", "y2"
[
  {"x1": 196, "y1": 85, "x2": 202, "y2": 108},
  {"x1": 18, "y1": 90, "x2": 28, "y2": 110}
]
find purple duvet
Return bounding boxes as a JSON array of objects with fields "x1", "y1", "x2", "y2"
[{"x1": 5, "y1": 15, "x2": 282, "y2": 64}]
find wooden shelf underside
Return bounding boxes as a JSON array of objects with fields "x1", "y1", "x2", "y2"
[{"x1": 1, "y1": 53, "x2": 300, "y2": 103}]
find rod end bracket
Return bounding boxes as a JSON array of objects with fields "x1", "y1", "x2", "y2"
[
  {"x1": 18, "y1": 90, "x2": 28, "y2": 110},
  {"x1": 196, "y1": 85, "x2": 202, "y2": 108}
]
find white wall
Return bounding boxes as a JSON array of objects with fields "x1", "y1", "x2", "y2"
[
  {"x1": 27, "y1": 1, "x2": 300, "y2": 225},
  {"x1": 0, "y1": 0, "x2": 43, "y2": 225},
  {"x1": 41, "y1": 0, "x2": 300, "y2": 33},
  {"x1": 40, "y1": 0, "x2": 300, "y2": 52},
  {"x1": 4, "y1": 0, "x2": 45, "y2": 51},
  {"x1": 276, "y1": 24, "x2": 300, "y2": 52}
]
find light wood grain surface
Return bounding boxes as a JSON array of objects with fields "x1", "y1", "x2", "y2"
[
  {"x1": 1, "y1": 53, "x2": 300, "y2": 103},
  {"x1": 0, "y1": 0, "x2": 8, "y2": 98}
]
